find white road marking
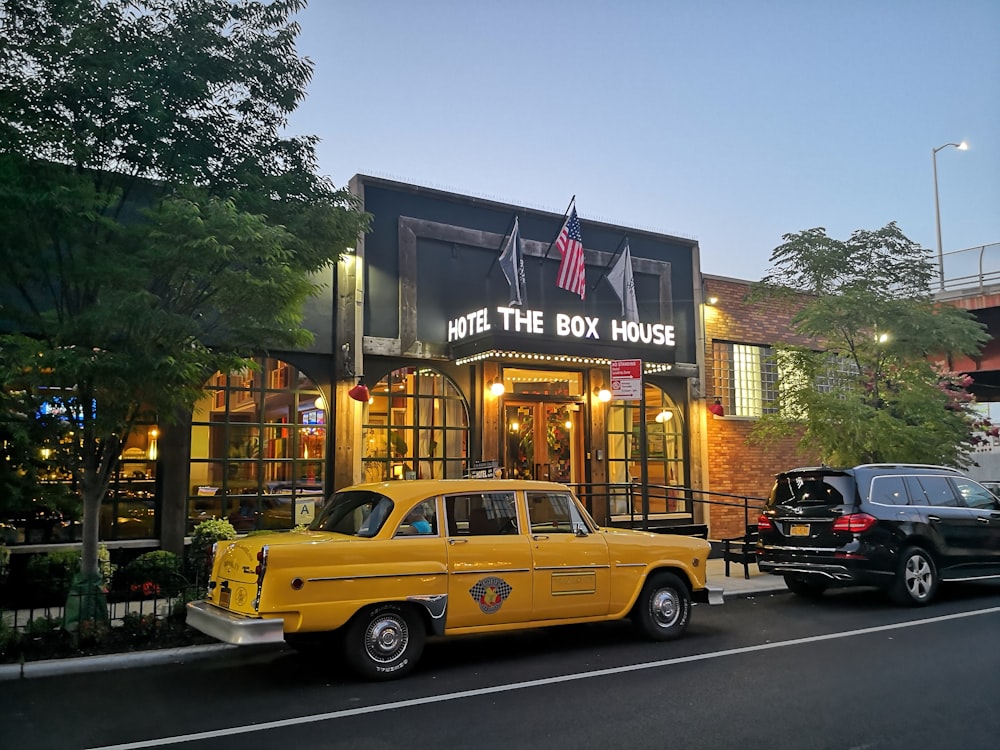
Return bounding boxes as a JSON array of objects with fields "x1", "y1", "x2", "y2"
[{"x1": 87, "y1": 605, "x2": 1000, "y2": 749}]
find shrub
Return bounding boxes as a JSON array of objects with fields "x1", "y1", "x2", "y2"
[
  {"x1": 187, "y1": 518, "x2": 236, "y2": 586},
  {"x1": 75, "y1": 618, "x2": 111, "y2": 648},
  {"x1": 24, "y1": 549, "x2": 80, "y2": 604},
  {"x1": 0, "y1": 543, "x2": 10, "y2": 582},
  {"x1": 0, "y1": 617, "x2": 19, "y2": 658},
  {"x1": 121, "y1": 611, "x2": 162, "y2": 640},
  {"x1": 119, "y1": 550, "x2": 187, "y2": 597}
]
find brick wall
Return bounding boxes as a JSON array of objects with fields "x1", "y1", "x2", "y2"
[{"x1": 703, "y1": 275, "x2": 821, "y2": 540}]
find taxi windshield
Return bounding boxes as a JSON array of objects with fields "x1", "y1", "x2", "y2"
[{"x1": 310, "y1": 490, "x2": 394, "y2": 537}]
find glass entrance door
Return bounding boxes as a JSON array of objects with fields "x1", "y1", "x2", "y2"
[{"x1": 504, "y1": 401, "x2": 581, "y2": 482}]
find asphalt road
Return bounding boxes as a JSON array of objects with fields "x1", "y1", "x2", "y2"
[{"x1": 4, "y1": 583, "x2": 1000, "y2": 750}]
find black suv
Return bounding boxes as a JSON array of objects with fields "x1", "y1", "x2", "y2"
[{"x1": 757, "y1": 464, "x2": 1000, "y2": 605}]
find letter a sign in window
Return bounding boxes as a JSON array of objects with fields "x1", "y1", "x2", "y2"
[{"x1": 610, "y1": 359, "x2": 642, "y2": 400}]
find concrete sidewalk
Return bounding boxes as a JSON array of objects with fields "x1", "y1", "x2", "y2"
[
  {"x1": 706, "y1": 556, "x2": 786, "y2": 598},
  {"x1": 1, "y1": 559, "x2": 785, "y2": 681}
]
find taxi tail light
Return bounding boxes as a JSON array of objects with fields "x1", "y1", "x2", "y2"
[
  {"x1": 832, "y1": 513, "x2": 877, "y2": 533},
  {"x1": 255, "y1": 545, "x2": 269, "y2": 584},
  {"x1": 757, "y1": 513, "x2": 774, "y2": 531}
]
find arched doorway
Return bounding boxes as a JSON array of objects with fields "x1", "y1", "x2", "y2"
[
  {"x1": 498, "y1": 368, "x2": 585, "y2": 483},
  {"x1": 361, "y1": 367, "x2": 470, "y2": 481}
]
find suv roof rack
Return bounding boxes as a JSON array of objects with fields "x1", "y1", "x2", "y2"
[{"x1": 853, "y1": 463, "x2": 958, "y2": 471}]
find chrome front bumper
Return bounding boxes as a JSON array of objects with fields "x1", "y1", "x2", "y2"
[{"x1": 186, "y1": 600, "x2": 286, "y2": 646}]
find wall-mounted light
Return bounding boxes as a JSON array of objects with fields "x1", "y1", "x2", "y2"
[
  {"x1": 655, "y1": 409, "x2": 673, "y2": 423},
  {"x1": 708, "y1": 398, "x2": 725, "y2": 417},
  {"x1": 348, "y1": 377, "x2": 370, "y2": 403},
  {"x1": 706, "y1": 296, "x2": 719, "y2": 305},
  {"x1": 489, "y1": 378, "x2": 506, "y2": 396},
  {"x1": 148, "y1": 428, "x2": 159, "y2": 461},
  {"x1": 509, "y1": 421, "x2": 520, "y2": 432},
  {"x1": 595, "y1": 385, "x2": 612, "y2": 402}
]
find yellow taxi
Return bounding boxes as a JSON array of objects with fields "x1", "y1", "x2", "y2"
[{"x1": 187, "y1": 478, "x2": 722, "y2": 680}]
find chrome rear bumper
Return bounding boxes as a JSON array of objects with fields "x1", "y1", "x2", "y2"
[
  {"x1": 186, "y1": 600, "x2": 286, "y2": 646},
  {"x1": 693, "y1": 583, "x2": 724, "y2": 606}
]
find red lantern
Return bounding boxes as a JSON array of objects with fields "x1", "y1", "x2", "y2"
[
  {"x1": 708, "y1": 399, "x2": 724, "y2": 417},
  {"x1": 348, "y1": 381, "x2": 370, "y2": 402}
]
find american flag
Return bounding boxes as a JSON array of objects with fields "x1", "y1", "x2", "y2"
[{"x1": 555, "y1": 206, "x2": 586, "y2": 299}]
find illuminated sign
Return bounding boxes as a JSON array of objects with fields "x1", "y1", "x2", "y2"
[{"x1": 448, "y1": 306, "x2": 675, "y2": 347}]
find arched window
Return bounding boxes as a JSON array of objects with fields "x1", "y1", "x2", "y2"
[
  {"x1": 606, "y1": 384, "x2": 685, "y2": 513},
  {"x1": 188, "y1": 358, "x2": 325, "y2": 532},
  {"x1": 362, "y1": 367, "x2": 469, "y2": 482}
]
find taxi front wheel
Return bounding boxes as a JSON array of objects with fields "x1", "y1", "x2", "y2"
[
  {"x1": 632, "y1": 571, "x2": 691, "y2": 641},
  {"x1": 344, "y1": 603, "x2": 425, "y2": 680}
]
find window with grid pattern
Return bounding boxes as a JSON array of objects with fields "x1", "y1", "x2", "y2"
[
  {"x1": 713, "y1": 343, "x2": 859, "y2": 418},
  {"x1": 713, "y1": 342, "x2": 778, "y2": 417}
]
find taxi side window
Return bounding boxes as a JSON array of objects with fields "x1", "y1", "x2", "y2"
[
  {"x1": 394, "y1": 500, "x2": 438, "y2": 536},
  {"x1": 444, "y1": 492, "x2": 517, "y2": 536},
  {"x1": 526, "y1": 491, "x2": 588, "y2": 533}
]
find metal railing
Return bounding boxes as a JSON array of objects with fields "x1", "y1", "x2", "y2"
[
  {"x1": 569, "y1": 481, "x2": 767, "y2": 535},
  {"x1": 938, "y1": 242, "x2": 1000, "y2": 295}
]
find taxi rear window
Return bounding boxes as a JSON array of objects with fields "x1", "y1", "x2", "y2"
[{"x1": 771, "y1": 474, "x2": 852, "y2": 507}]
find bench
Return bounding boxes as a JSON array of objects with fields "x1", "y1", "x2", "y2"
[{"x1": 722, "y1": 524, "x2": 759, "y2": 579}]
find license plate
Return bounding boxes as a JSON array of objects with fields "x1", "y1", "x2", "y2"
[
  {"x1": 219, "y1": 586, "x2": 232, "y2": 609},
  {"x1": 789, "y1": 524, "x2": 810, "y2": 537}
]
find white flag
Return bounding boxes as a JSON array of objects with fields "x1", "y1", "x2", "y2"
[
  {"x1": 498, "y1": 217, "x2": 525, "y2": 306},
  {"x1": 606, "y1": 241, "x2": 638, "y2": 323}
]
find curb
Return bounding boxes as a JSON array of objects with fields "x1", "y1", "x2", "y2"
[{"x1": 0, "y1": 643, "x2": 237, "y2": 681}]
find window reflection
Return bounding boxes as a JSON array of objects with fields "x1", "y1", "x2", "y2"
[{"x1": 188, "y1": 358, "x2": 326, "y2": 532}]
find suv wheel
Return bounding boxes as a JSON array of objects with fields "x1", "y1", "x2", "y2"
[
  {"x1": 889, "y1": 546, "x2": 938, "y2": 606},
  {"x1": 783, "y1": 575, "x2": 827, "y2": 598}
]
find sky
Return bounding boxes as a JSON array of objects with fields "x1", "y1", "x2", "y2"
[{"x1": 285, "y1": 0, "x2": 1000, "y2": 282}]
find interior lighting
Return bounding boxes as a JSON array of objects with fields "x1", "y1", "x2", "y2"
[{"x1": 655, "y1": 409, "x2": 673, "y2": 423}]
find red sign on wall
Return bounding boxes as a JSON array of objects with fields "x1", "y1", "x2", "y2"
[{"x1": 610, "y1": 359, "x2": 642, "y2": 400}]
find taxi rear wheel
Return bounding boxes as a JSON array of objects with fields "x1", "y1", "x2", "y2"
[
  {"x1": 344, "y1": 603, "x2": 425, "y2": 680},
  {"x1": 632, "y1": 571, "x2": 691, "y2": 641}
]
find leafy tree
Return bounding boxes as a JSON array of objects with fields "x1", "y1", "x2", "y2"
[
  {"x1": 0, "y1": 0, "x2": 368, "y2": 588},
  {"x1": 748, "y1": 223, "x2": 990, "y2": 467}
]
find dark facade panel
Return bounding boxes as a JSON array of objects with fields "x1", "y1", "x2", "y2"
[{"x1": 358, "y1": 178, "x2": 700, "y2": 366}]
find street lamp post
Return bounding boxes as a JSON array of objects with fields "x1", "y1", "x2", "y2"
[{"x1": 932, "y1": 141, "x2": 968, "y2": 291}]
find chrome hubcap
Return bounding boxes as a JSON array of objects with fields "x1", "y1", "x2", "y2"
[
  {"x1": 650, "y1": 588, "x2": 680, "y2": 628},
  {"x1": 365, "y1": 615, "x2": 407, "y2": 663}
]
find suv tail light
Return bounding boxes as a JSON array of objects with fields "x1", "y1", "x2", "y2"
[
  {"x1": 832, "y1": 513, "x2": 877, "y2": 533},
  {"x1": 757, "y1": 513, "x2": 774, "y2": 531}
]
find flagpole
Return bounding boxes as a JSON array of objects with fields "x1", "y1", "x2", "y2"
[
  {"x1": 486, "y1": 212, "x2": 519, "y2": 276},
  {"x1": 590, "y1": 233, "x2": 629, "y2": 291},
  {"x1": 539, "y1": 194, "x2": 576, "y2": 264}
]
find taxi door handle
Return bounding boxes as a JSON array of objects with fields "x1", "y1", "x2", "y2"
[
  {"x1": 448, "y1": 538, "x2": 468, "y2": 545},
  {"x1": 532, "y1": 535, "x2": 550, "y2": 541}
]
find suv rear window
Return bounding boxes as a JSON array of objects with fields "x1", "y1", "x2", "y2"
[{"x1": 771, "y1": 473, "x2": 853, "y2": 507}]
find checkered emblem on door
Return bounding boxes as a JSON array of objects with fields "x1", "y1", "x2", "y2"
[{"x1": 469, "y1": 576, "x2": 512, "y2": 614}]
